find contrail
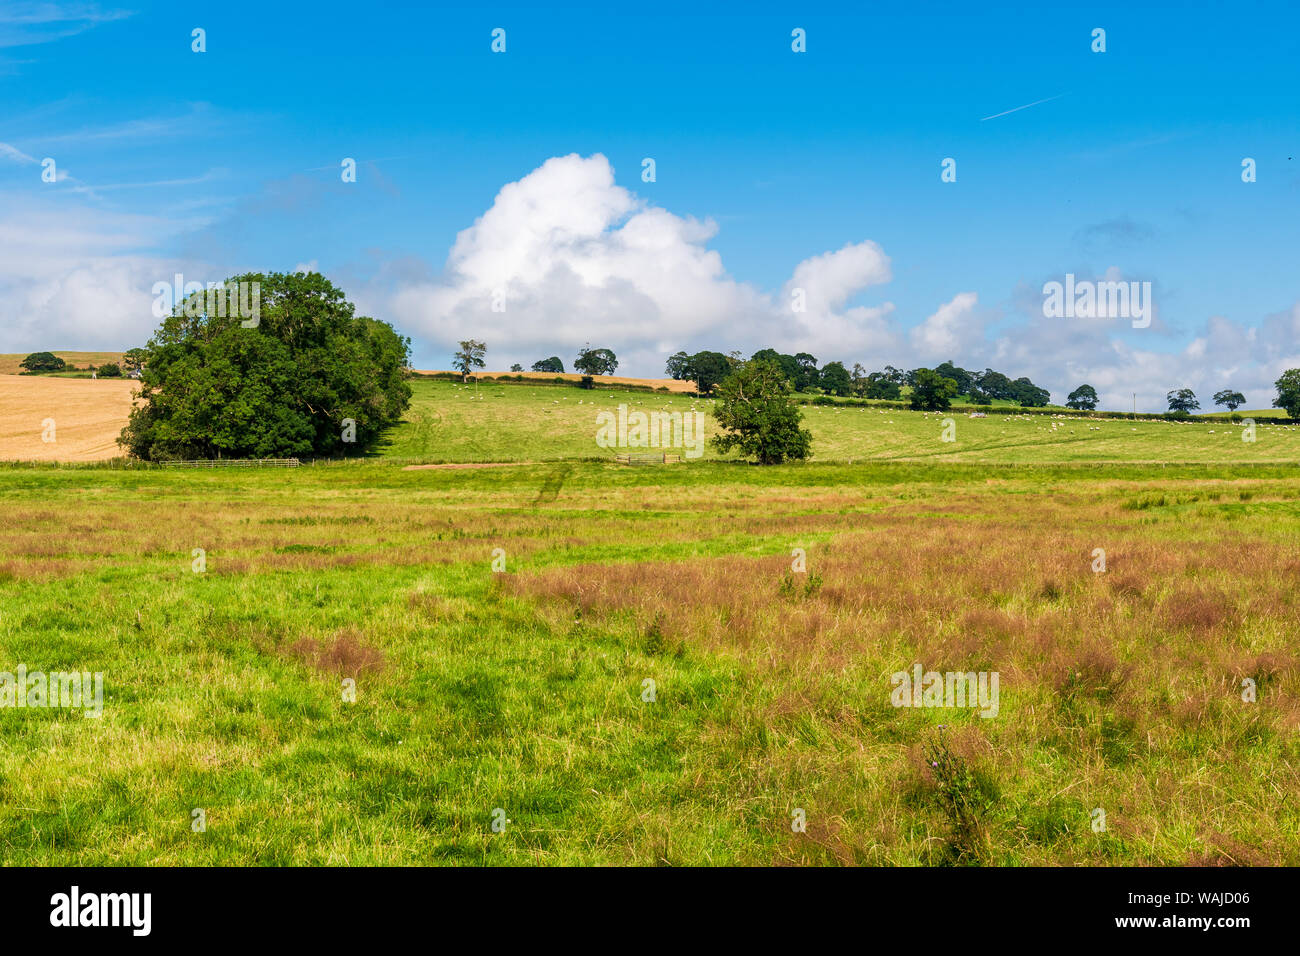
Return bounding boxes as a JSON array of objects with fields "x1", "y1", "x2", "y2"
[{"x1": 980, "y1": 93, "x2": 1068, "y2": 122}]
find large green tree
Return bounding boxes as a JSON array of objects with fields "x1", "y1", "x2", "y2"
[
  {"x1": 909, "y1": 368, "x2": 959, "y2": 411},
  {"x1": 687, "y1": 350, "x2": 732, "y2": 394},
  {"x1": 711, "y1": 358, "x2": 812, "y2": 464},
  {"x1": 118, "y1": 272, "x2": 411, "y2": 460},
  {"x1": 1274, "y1": 370, "x2": 1300, "y2": 419}
]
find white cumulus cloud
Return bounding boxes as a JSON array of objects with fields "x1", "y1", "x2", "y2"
[
  {"x1": 385, "y1": 153, "x2": 899, "y2": 372},
  {"x1": 910, "y1": 291, "x2": 981, "y2": 360}
]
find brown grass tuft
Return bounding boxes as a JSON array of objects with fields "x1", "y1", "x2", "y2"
[
  {"x1": 1185, "y1": 831, "x2": 1278, "y2": 867},
  {"x1": 1163, "y1": 587, "x2": 1234, "y2": 635},
  {"x1": 289, "y1": 627, "x2": 385, "y2": 675}
]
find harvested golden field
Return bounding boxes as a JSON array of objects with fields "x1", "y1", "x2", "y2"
[
  {"x1": 0, "y1": 351, "x2": 124, "y2": 375},
  {"x1": 415, "y1": 369, "x2": 698, "y2": 393},
  {"x1": 0, "y1": 374, "x2": 136, "y2": 461}
]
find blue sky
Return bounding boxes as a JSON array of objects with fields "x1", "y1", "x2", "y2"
[{"x1": 2, "y1": 0, "x2": 1297, "y2": 410}]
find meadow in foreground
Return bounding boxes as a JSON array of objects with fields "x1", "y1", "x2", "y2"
[{"x1": 1, "y1": 458, "x2": 1297, "y2": 865}]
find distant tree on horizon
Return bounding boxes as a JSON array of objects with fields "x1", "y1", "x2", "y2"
[
  {"x1": 934, "y1": 360, "x2": 974, "y2": 397},
  {"x1": 792, "y1": 353, "x2": 819, "y2": 391},
  {"x1": 1167, "y1": 388, "x2": 1200, "y2": 415},
  {"x1": 819, "y1": 361, "x2": 852, "y2": 396},
  {"x1": 687, "y1": 351, "x2": 731, "y2": 394},
  {"x1": 750, "y1": 349, "x2": 803, "y2": 388},
  {"x1": 123, "y1": 348, "x2": 149, "y2": 373},
  {"x1": 574, "y1": 345, "x2": 618, "y2": 376},
  {"x1": 1066, "y1": 384, "x2": 1099, "y2": 410},
  {"x1": 909, "y1": 368, "x2": 959, "y2": 411},
  {"x1": 881, "y1": 365, "x2": 907, "y2": 386},
  {"x1": 453, "y1": 340, "x2": 486, "y2": 381},
  {"x1": 862, "y1": 371, "x2": 902, "y2": 400},
  {"x1": 1213, "y1": 388, "x2": 1246, "y2": 412},
  {"x1": 1010, "y1": 377, "x2": 1051, "y2": 407},
  {"x1": 531, "y1": 356, "x2": 564, "y2": 373},
  {"x1": 975, "y1": 369, "x2": 1013, "y2": 401},
  {"x1": 665, "y1": 351, "x2": 692, "y2": 380},
  {"x1": 19, "y1": 351, "x2": 65, "y2": 373},
  {"x1": 670, "y1": 349, "x2": 1052, "y2": 406},
  {"x1": 850, "y1": 362, "x2": 868, "y2": 395}
]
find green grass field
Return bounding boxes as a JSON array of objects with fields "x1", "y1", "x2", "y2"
[
  {"x1": 381, "y1": 379, "x2": 1300, "y2": 465},
  {"x1": 2, "y1": 380, "x2": 1298, "y2": 865}
]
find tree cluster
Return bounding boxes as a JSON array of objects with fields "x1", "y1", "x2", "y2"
[{"x1": 666, "y1": 350, "x2": 1051, "y2": 409}]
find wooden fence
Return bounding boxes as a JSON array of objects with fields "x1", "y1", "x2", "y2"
[
  {"x1": 614, "y1": 453, "x2": 682, "y2": 466},
  {"x1": 166, "y1": 458, "x2": 301, "y2": 468}
]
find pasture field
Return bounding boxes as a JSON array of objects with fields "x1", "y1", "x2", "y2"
[
  {"x1": 382, "y1": 379, "x2": 1300, "y2": 465},
  {"x1": 1, "y1": 458, "x2": 1298, "y2": 865},
  {"x1": 415, "y1": 370, "x2": 700, "y2": 393}
]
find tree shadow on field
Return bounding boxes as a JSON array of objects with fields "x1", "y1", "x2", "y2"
[
  {"x1": 532, "y1": 464, "x2": 572, "y2": 506},
  {"x1": 360, "y1": 409, "x2": 442, "y2": 459}
]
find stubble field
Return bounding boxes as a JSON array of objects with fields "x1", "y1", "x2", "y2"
[
  {"x1": 0, "y1": 353, "x2": 125, "y2": 376},
  {"x1": 0, "y1": 375, "x2": 138, "y2": 462}
]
